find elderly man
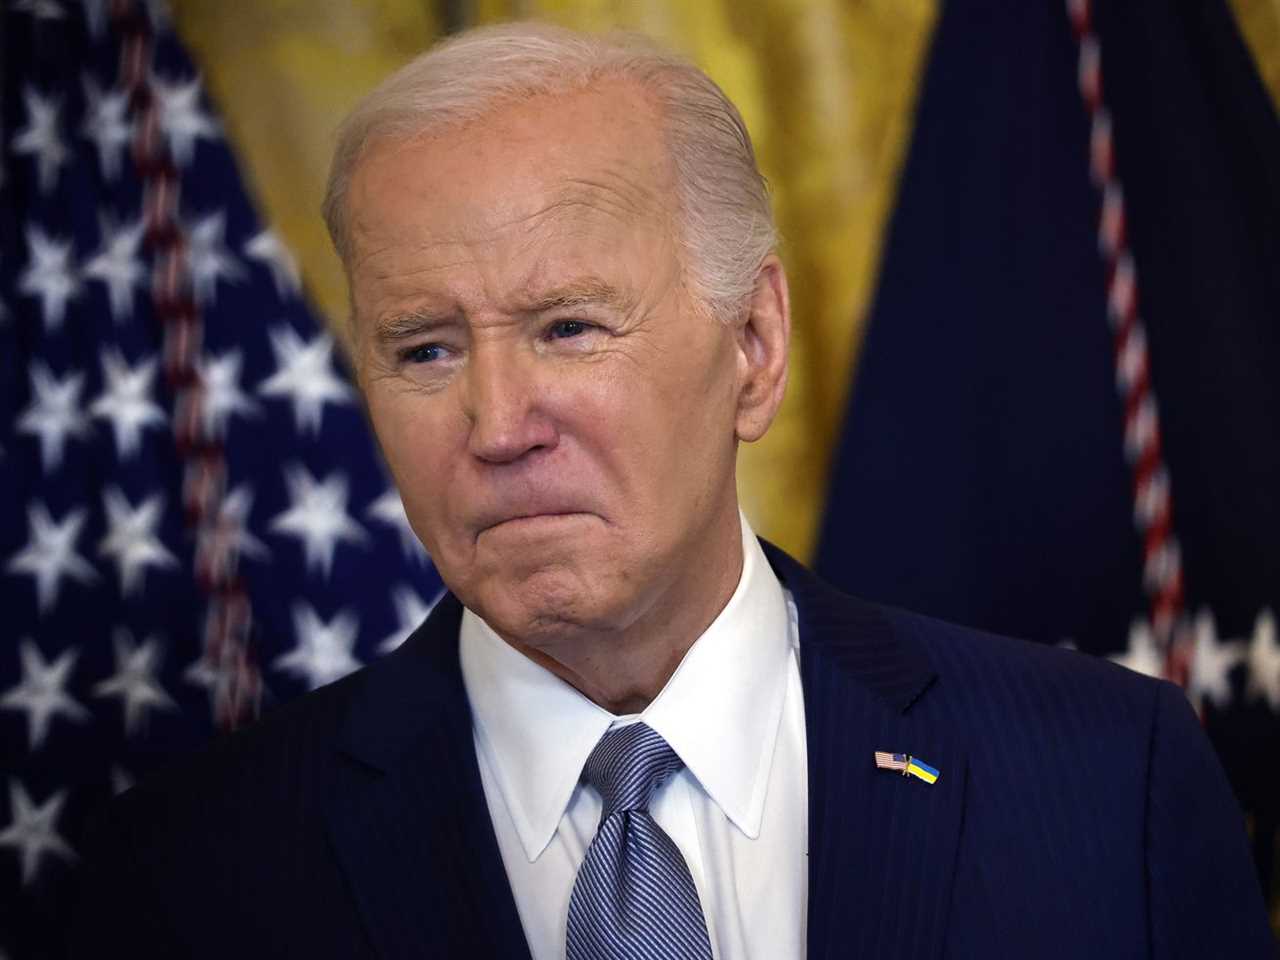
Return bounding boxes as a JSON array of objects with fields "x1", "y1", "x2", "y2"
[{"x1": 74, "y1": 21, "x2": 1272, "y2": 960}]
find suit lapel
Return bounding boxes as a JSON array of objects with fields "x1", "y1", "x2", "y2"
[
  {"x1": 322, "y1": 594, "x2": 532, "y2": 960},
  {"x1": 764, "y1": 544, "x2": 968, "y2": 960}
]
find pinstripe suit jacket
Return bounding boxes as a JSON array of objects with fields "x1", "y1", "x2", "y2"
[{"x1": 72, "y1": 542, "x2": 1275, "y2": 958}]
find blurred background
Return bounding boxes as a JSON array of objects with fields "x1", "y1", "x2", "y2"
[{"x1": 1, "y1": 0, "x2": 1277, "y2": 952}]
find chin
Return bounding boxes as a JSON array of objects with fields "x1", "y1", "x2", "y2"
[{"x1": 469, "y1": 563, "x2": 631, "y2": 647}]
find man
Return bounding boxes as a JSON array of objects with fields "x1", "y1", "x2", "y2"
[{"x1": 74, "y1": 21, "x2": 1273, "y2": 959}]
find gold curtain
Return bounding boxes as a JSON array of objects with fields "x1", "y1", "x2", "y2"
[
  {"x1": 167, "y1": 0, "x2": 439, "y2": 341},
  {"x1": 168, "y1": 0, "x2": 1278, "y2": 562},
  {"x1": 1230, "y1": 0, "x2": 1280, "y2": 114}
]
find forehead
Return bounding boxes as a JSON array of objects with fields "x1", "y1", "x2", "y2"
[{"x1": 345, "y1": 83, "x2": 678, "y2": 299}]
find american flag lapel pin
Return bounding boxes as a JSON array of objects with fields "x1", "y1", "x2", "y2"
[{"x1": 875, "y1": 751, "x2": 940, "y2": 785}]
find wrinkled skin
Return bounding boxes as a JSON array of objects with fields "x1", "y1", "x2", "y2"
[{"x1": 347, "y1": 81, "x2": 790, "y2": 712}]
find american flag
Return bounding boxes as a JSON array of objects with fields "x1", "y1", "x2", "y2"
[
  {"x1": 873, "y1": 751, "x2": 909, "y2": 775},
  {"x1": 0, "y1": 3, "x2": 442, "y2": 954}
]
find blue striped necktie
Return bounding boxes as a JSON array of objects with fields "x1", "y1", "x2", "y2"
[{"x1": 566, "y1": 722, "x2": 714, "y2": 960}]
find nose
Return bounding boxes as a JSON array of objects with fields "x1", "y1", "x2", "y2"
[{"x1": 461, "y1": 343, "x2": 558, "y2": 464}]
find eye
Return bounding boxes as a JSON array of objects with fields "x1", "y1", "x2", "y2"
[
  {"x1": 547, "y1": 319, "x2": 589, "y2": 340},
  {"x1": 401, "y1": 343, "x2": 446, "y2": 364}
]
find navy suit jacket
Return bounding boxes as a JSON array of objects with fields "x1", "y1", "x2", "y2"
[{"x1": 72, "y1": 543, "x2": 1274, "y2": 958}]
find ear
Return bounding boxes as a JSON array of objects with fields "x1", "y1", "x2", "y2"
[{"x1": 734, "y1": 254, "x2": 791, "y2": 442}]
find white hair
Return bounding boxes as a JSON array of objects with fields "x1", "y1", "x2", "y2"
[{"x1": 322, "y1": 21, "x2": 777, "y2": 323}]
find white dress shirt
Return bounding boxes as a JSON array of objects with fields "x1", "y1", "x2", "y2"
[{"x1": 459, "y1": 514, "x2": 808, "y2": 960}]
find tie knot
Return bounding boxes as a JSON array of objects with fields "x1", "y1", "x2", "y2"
[{"x1": 582, "y1": 723, "x2": 683, "y2": 818}]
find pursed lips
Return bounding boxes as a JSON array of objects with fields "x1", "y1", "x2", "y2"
[{"x1": 474, "y1": 504, "x2": 598, "y2": 537}]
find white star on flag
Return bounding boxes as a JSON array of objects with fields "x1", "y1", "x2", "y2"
[
  {"x1": 379, "y1": 585, "x2": 444, "y2": 653},
  {"x1": 110, "y1": 766, "x2": 134, "y2": 796},
  {"x1": 79, "y1": 74, "x2": 132, "y2": 180},
  {"x1": 197, "y1": 350, "x2": 260, "y2": 439},
  {"x1": 271, "y1": 466, "x2": 368, "y2": 578},
  {"x1": 0, "y1": 781, "x2": 74, "y2": 887},
  {"x1": 17, "y1": 361, "x2": 90, "y2": 472},
  {"x1": 367, "y1": 487, "x2": 430, "y2": 562},
  {"x1": 184, "y1": 211, "x2": 244, "y2": 307},
  {"x1": 12, "y1": 86, "x2": 69, "y2": 194},
  {"x1": 152, "y1": 73, "x2": 219, "y2": 167},
  {"x1": 182, "y1": 647, "x2": 258, "y2": 723},
  {"x1": 274, "y1": 603, "x2": 362, "y2": 690},
  {"x1": 259, "y1": 326, "x2": 353, "y2": 434},
  {"x1": 1109, "y1": 618, "x2": 1163, "y2": 678},
  {"x1": 1187, "y1": 609, "x2": 1245, "y2": 711},
  {"x1": 6, "y1": 502, "x2": 97, "y2": 614},
  {"x1": 244, "y1": 229, "x2": 302, "y2": 300},
  {"x1": 212, "y1": 484, "x2": 270, "y2": 561},
  {"x1": 1, "y1": 639, "x2": 88, "y2": 750},
  {"x1": 18, "y1": 225, "x2": 79, "y2": 331},
  {"x1": 12, "y1": 0, "x2": 66, "y2": 18},
  {"x1": 196, "y1": 485, "x2": 269, "y2": 586},
  {"x1": 84, "y1": 212, "x2": 146, "y2": 321},
  {"x1": 1245, "y1": 609, "x2": 1280, "y2": 712},
  {"x1": 90, "y1": 350, "x2": 167, "y2": 459},
  {"x1": 94, "y1": 629, "x2": 177, "y2": 735},
  {"x1": 98, "y1": 488, "x2": 177, "y2": 596},
  {"x1": 183, "y1": 655, "x2": 225, "y2": 710}
]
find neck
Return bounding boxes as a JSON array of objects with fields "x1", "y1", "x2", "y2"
[{"x1": 500, "y1": 506, "x2": 747, "y2": 715}]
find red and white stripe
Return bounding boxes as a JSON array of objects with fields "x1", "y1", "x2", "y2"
[
  {"x1": 873, "y1": 752, "x2": 908, "y2": 774},
  {"x1": 1067, "y1": 0, "x2": 1188, "y2": 681},
  {"x1": 112, "y1": 1, "x2": 261, "y2": 727}
]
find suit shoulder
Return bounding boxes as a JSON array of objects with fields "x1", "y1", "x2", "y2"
[
  {"x1": 883, "y1": 602, "x2": 1161, "y2": 692},
  {"x1": 108, "y1": 658, "x2": 378, "y2": 834},
  {"x1": 767, "y1": 542, "x2": 1169, "y2": 734},
  {"x1": 70, "y1": 660, "x2": 406, "y2": 955},
  {"x1": 881, "y1": 604, "x2": 1169, "y2": 733}
]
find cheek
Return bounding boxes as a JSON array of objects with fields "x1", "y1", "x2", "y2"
[
  {"x1": 365, "y1": 390, "x2": 458, "y2": 535},
  {"x1": 574, "y1": 349, "x2": 732, "y2": 505},
  {"x1": 628, "y1": 338, "x2": 736, "y2": 444}
]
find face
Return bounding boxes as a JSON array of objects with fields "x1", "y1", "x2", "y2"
[{"x1": 347, "y1": 83, "x2": 775, "y2": 653}]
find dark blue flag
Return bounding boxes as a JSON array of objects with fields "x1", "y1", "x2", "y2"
[
  {"x1": 818, "y1": 0, "x2": 1280, "y2": 916},
  {"x1": 0, "y1": 3, "x2": 442, "y2": 953}
]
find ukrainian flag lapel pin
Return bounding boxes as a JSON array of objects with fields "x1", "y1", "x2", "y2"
[{"x1": 874, "y1": 751, "x2": 940, "y2": 785}]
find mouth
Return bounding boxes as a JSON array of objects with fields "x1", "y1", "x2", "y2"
[{"x1": 478, "y1": 511, "x2": 592, "y2": 536}]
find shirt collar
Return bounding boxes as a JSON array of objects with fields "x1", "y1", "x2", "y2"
[{"x1": 459, "y1": 513, "x2": 793, "y2": 862}]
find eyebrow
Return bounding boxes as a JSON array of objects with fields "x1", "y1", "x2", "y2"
[
  {"x1": 520, "y1": 278, "x2": 634, "y2": 314},
  {"x1": 371, "y1": 309, "x2": 457, "y2": 343},
  {"x1": 371, "y1": 278, "x2": 635, "y2": 342}
]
